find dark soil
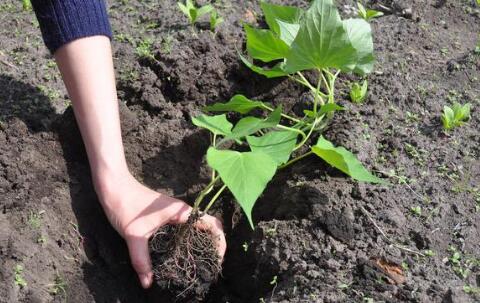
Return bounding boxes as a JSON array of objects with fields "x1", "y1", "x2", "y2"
[{"x1": 1, "y1": 0, "x2": 479, "y2": 302}]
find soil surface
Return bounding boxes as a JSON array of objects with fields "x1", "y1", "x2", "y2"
[{"x1": 1, "y1": 0, "x2": 479, "y2": 302}]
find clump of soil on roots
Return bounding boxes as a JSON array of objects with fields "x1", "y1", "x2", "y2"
[{"x1": 148, "y1": 213, "x2": 221, "y2": 301}]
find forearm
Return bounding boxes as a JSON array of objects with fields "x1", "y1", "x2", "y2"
[{"x1": 54, "y1": 36, "x2": 129, "y2": 192}]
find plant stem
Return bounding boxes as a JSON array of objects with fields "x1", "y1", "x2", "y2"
[
  {"x1": 203, "y1": 183, "x2": 227, "y2": 213},
  {"x1": 279, "y1": 150, "x2": 313, "y2": 169},
  {"x1": 313, "y1": 73, "x2": 323, "y2": 114},
  {"x1": 293, "y1": 117, "x2": 321, "y2": 151},
  {"x1": 192, "y1": 175, "x2": 220, "y2": 211},
  {"x1": 211, "y1": 135, "x2": 217, "y2": 181},
  {"x1": 288, "y1": 73, "x2": 327, "y2": 99},
  {"x1": 261, "y1": 104, "x2": 303, "y2": 124}
]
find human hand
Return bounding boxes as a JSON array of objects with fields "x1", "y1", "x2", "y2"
[{"x1": 94, "y1": 172, "x2": 226, "y2": 289}]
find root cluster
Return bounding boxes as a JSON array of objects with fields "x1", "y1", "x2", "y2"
[{"x1": 149, "y1": 215, "x2": 221, "y2": 300}]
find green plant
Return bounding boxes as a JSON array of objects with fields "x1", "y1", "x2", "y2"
[
  {"x1": 178, "y1": 0, "x2": 214, "y2": 25},
  {"x1": 410, "y1": 206, "x2": 422, "y2": 216},
  {"x1": 135, "y1": 38, "x2": 154, "y2": 60},
  {"x1": 210, "y1": 9, "x2": 224, "y2": 31},
  {"x1": 28, "y1": 210, "x2": 44, "y2": 229},
  {"x1": 464, "y1": 285, "x2": 480, "y2": 294},
  {"x1": 22, "y1": 0, "x2": 32, "y2": 11},
  {"x1": 189, "y1": 0, "x2": 385, "y2": 228},
  {"x1": 48, "y1": 275, "x2": 67, "y2": 297},
  {"x1": 441, "y1": 102, "x2": 471, "y2": 131},
  {"x1": 357, "y1": 2, "x2": 383, "y2": 21},
  {"x1": 350, "y1": 80, "x2": 368, "y2": 103},
  {"x1": 14, "y1": 264, "x2": 27, "y2": 288}
]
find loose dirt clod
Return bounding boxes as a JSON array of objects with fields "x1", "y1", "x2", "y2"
[{"x1": 149, "y1": 214, "x2": 221, "y2": 301}]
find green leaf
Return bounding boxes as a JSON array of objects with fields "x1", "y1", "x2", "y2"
[
  {"x1": 178, "y1": 2, "x2": 190, "y2": 17},
  {"x1": 366, "y1": 9, "x2": 384, "y2": 20},
  {"x1": 277, "y1": 20, "x2": 300, "y2": 46},
  {"x1": 319, "y1": 103, "x2": 345, "y2": 115},
  {"x1": 239, "y1": 54, "x2": 290, "y2": 78},
  {"x1": 312, "y1": 136, "x2": 385, "y2": 184},
  {"x1": 229, "y1": 107, "x2": 282, "y2": 139},
  {"x1": 350, "y1": 80, "x2": 368, "y2": 103},
  {"x1": 186, "y1": 0, "x2": 195, "y2": 10},
  {"x1": 284, "y1": 0, "x2": 356, "y2": 73},
  {"x1": 210, "y1": 10, "x2": 224, "y2": 31},
  {"x1": 247, "y1": 131, "x2": 298, "y2": 164},
  {"x1": 189, "y1": 8, "x2": 198, "y2": 23},
  {"x1": 452, "y1": 102, "x2": 471, "y2": 121},
  {"x1": 342, "y1": 18, "x2": 375, "y2": 75},
  {"x1": 357, "y1": 2, "x2": 367, "y2": 19},
  {"x1": 260, "y1": 2, "x2": 303, "y2": 35},
  {"x1": 197, "y1": 4, "x2": 214, "y2": 17},
  {"x1": 245, "y1": 25, "x2": 290, "y2": 62},
  {"x1": 192, "y1": 114, "x2": 232, "y2": 136},
  {"x1": 207, "y1": 148, "x2": 277, "y2": 228},
  {"x1": 304, "y1": 103, "x2": 344, "y2": 118},
  {"x1": 204, "y1": 95, "x2": 267, "y2": 114}
]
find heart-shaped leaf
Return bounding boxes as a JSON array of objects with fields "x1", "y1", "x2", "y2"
[
  {"x1": 204, "y1": 95, "x2": 267, "y2": 114},
  {"x1": 342, "y1": 18, "x2": 375, "y2": 75},
  {"x1": 207, "y1": 148, "x2": 277, "y2": 228},
  {"x1": 245, "y1": 25, "x2": 290, "y2": 62},
  {"x1": 247, "y1": 130, "x2": 298, "y2": 164},
  {"x1": 239, "y1": 54, "x2": 289, "y2": 78},
  {"x1": 229, "y1": 107, "x2": 282, "y2": 139},
  {"x1": 192, "y1": 114, "x2": 232, "y2": 136},
  {"x1": 260, "y1": 2, "x2": 303, "y2": 35},
  {"x1": 312, "y1": 136, "x2": 385, "y2": 184},
  {"x1": 284, "y1": 0, "x2": 356, "y2": 73},
  {"x1": 277, "y1": 20, "x2": 300, "y2": 46}
]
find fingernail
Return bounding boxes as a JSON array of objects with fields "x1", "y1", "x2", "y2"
[{"x1": 140, "y1": 273, "x2": 151, "y2": 288}]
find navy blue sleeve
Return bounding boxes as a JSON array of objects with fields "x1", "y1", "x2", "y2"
[{"x1": 31, "y1": 0, "x2": 112, "y2": 53}]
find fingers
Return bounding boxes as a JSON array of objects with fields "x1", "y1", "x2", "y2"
[
  {"x1": 196, "y1": 215, "x2": 227, "y2": 260},
  {"x1": 125, "y1": 235, "x2": 153, "y2": 289}
]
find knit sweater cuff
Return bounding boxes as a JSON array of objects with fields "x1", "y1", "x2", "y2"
[{"x1": 32, "y1": 0, "x2": 112, "y2": 54}]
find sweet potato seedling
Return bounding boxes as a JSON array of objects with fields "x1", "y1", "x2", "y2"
[
  {"x1": 22, "y1": 0, "x2": 32, "y2": 11},
  {"x1": 150, "y1": 0, "x2": 386, "y2": 297},
  {"x1": 210, "y1": 9, "x2": 224, "y2": 32},
  {"x1": 178, "y1": 0, "x2": 214, "y2": 25},
  {"x1": 356, "y1": 2, "x2": 383, "y2": 21},
  {"x1": 194, "y1": 0, "x2": 385, "y2": 228},
  {"x1": 441, "y1": 102, "x2": 471, "y2": 131},
  {"x1": 350, "y1": 80, "x2": 368, "y2": 103}
]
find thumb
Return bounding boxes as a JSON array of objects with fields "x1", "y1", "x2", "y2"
[{"x1": 126, "y1": 236, "x2": 153, "y2": 289}]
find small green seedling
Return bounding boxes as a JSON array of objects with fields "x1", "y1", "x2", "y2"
[
  {"x1": 410, "y1": 206, "x2": 422, "y2": 216},
  {"x1": 350, "y1": 80, "x2": 368, "y2": 103},
  {"x1": 28, "y1": 210, "x2": 44, "y2": 229},
  {"x1": 178, "y1": 0, "x2": 214, "y2": 25},
  {"x1": 187, "y1": 0, "x2": 386, "y2": 229},
  {"x1": 22, "y1": 0, "x2": 32, "y2": 11},
  {"x1": 441, "y1": 102, "x2": 471, "y2": 131},
  {"x1": 270, "y1": 275, "x2": 278, "y2": 285},
  {"x1": 424, "y1": 249, "x2": 435, "y2": 257},
  {"x1": 48, "y1": 275, "x2": 67, "y2": 297},
  {"x1": 210, "y1": 9, "x2": 224, "y2": 32},
  {"x1": 14, "y1": 264, "x2": 27, "y2": 288},
  {"x1": 357, "y1": 2, "x2": 383, "y2": 21},
  {"x1": 135, "y1": 38, "x2": 155, "y2": 60},
  {"x1": 464, "y1": 285, "x2": 480, "y2": 294}
]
